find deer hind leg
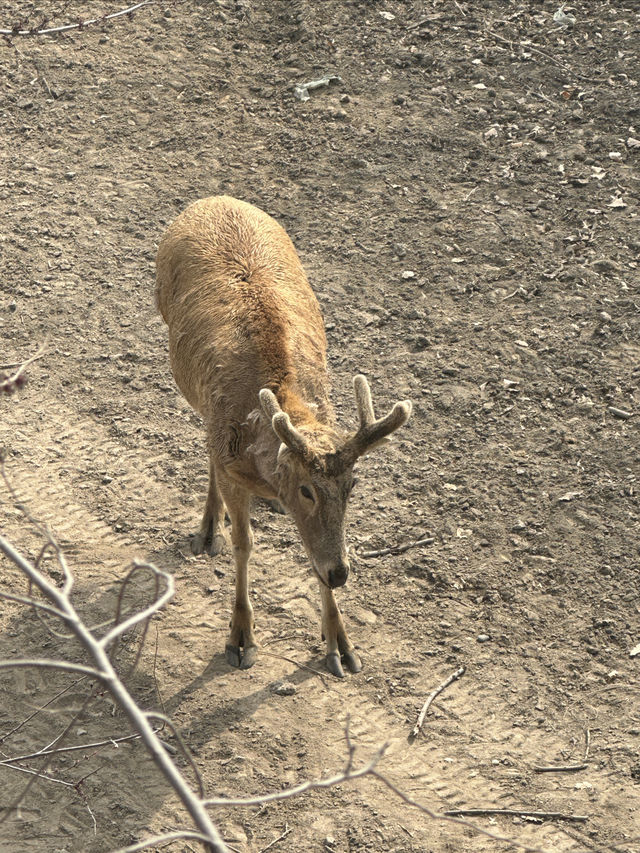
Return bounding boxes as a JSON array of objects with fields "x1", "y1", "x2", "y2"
[
  {"x1": 318, "y1": 583, "x2": 362, "y2": 678},
  {"x1": 218, "y1": 478, "x2": 258, "y2": 670},
  {"x1": 191, "y1": 454, "x2": 227, "y2": 557}
]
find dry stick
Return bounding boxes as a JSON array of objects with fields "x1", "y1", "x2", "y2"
[
  {"x1": 259, "y1": 823, "x2": 292, "y2": 853},
  {"x1": 534, "y1": 726, "x2": 593, "y2": 773},
  {"x1": 204, "y1": 742, "x2": 389, "y2": 808},
  {"x1": 261, "y1": 650, "x2": 329, "y2": 686},
  {"x1": 0, "y1": 535, "x2": 227, "y2": 853},
  {"x1": 0, "y1": 0, "x2": 154, "y2": 36},
  {"x1": 111, "y1": 830, "x2": 211, "y2": 853},
  {"x1": 584, "y1": 728, "x2": 591, "y2": 761},
  {"x1": 412, "y1": 666, "x2": 466, "y2": 738},
  {"x1": 359, "y1": 536, "x2": 434, "y2": 559},
  {"x1": 443, "y1": 808, "x2": 588, "y2": 823},
  {"x1": 481, "y1": 29, "x2": 603, "y2": 84},
  {"x1": 533, "y1": 763, "x2": 588, "y2": 773},
  {"x1": 0, "y1": 340, "x2": 47, "y2": 388},
  {"x1": 0, "y1": 676, "x2": 87, "y2": 744},
  {"x1": 0, "y1": 730, "x2": 157, "y2": 766},
  {"x1": 370, "y1": 770, "x2": 554, "y2": 853}
]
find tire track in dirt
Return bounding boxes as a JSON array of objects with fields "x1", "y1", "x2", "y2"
[
  {"x1": 1, "y1": 401, "x2": 193, "y2": 574},
  {"x1": 239, "y1": 558, "x2": 580, "y2": 850}
]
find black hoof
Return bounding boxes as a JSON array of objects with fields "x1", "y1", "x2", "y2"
[
  {"x1": 190, "y1": 533, "x2": 206, "y2": 556},
  {"x1": 326, "y1": 652, "x2": 345, "y2": 678},
  {"x1": 240, "y1": 646, "x2": 258, "y2": 669},
  {"x1": 207, "y1": 533, "x2": 226, "y2": 556},
  {"x1": 225, "y1": 644, "x2": 242, "y2": 668},
  {"x1": 343, "y1": 649, "x2": 362, "y2": 673}
]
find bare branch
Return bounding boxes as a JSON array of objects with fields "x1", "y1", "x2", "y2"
[
  {"x1": 0, "y1": 676, "x2": 87, "y2": 745},
  {"x1": 0, "y1": 659, "x2": 101, "y2": 678},
  {"x1": 144, "y1": 712, "x2": 205, "y2": 799},
  {"x1": 98, "y1": 561, "x2": 174, "y2": 650},
  {"x1": 443, "y1": 807, "x2": 588, "y2": 823},
  {"x1": 0, "y1": 588, "x2": 68, "y2": 620},
  {"x1": 0, "y1": 533, "x2": 226, "y2": 851},
  {"x1": 0, "y1": 340, "x2": 46, "y2": 393},
  {"x1": 411, "y1": 666, "x2": 466, "y2": 738},
  {"x1": 0, "y1": 730, "x2": 156, "y2": 766},
  {"x1": 203, "y1": 742, "x2": 389, "y2": 807},
  {"x1": 371, "y1": 770, "x2": 561, "y2": 853},
  {"x1": 111, "y1": 830, "x2": 211, "y2": 853},
  {"x1": 0, "y1": 1, "x2": 155, "y2": 37}
]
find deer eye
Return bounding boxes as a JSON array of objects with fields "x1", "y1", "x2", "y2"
[{"x1": 300, "y1": 485, "x2": 315, "y2": 502}]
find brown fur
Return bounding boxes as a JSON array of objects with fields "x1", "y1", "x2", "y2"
[{"x1": 156, "y1": 196, "x2": 411, "y2": 677}]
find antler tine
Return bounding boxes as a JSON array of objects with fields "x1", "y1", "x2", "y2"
[
  {"x1": 259, "y1": 388, "x2": 312, "y2": 460},
  {"x1": 353, "y1": 374, "x2": 376, "y2": 427},
  {"x1": 331, "y1": 377, "x2": 411, "y2": 471}
]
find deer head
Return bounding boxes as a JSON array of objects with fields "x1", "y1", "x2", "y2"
[{"x1": 259, "y1": 375, "x2": 412, "y2": 589}]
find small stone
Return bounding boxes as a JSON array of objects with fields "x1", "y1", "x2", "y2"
[
  {"x1": 477, "y1": 634, "x2": 490, "y2": 643},
  {"x1": 608, "y1": 151, "x2": 623, "y2": 160},
  {"x1": 402, "y1": 270, "x2": 416, "y2": 279},
  {"x1": 591, "y1": 258, "x2": 621, "y2": 273},
  {"x1": 627, "y1": 137, "x2": 640, "y2": 149},
  {"x1": 272, "y1": 680, "x2": 296, "y2": 696}
]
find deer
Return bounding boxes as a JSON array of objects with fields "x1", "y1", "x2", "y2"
[{"x1": 155, "y1": 195, "x2": 412, "y2": 677}]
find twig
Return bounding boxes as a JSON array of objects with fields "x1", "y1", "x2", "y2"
[
  {"x1": 608, "y1": 406, "x2": 633, "y2": 419},
  {"x1": 359, "y1": 536, "x2": 434, "y2": 559},
  {"x1": 0, "y1": 534, "x2": 226, "y2": 852},
  {"x1": 371, "y1": 771, "x2": 554, "y2": 853},
  {"x1": 144, "y1": 712, "x2": 205, "y2": 799},
  {"x1": 443, "y1": 808, "x2": 588, "y2": 823},
  {"x1": 0, "y1": 340, "x2": 47, "y2": 393},
  {"x1": 480, "y1": 29, "x2": 603, "y2": 84},
  {"x1": 0, "y1": 1, "x2": 154, "y2": 36},
  {"x1": 258, "y1": 823, "x2": 291, "y2": 853},
  {"x1": 584, "y1": 728, "x2": 591, "y2": 761},
  {"x1": 111, "y1": 830, "x2": 211, "y2": 853},
  {"x1": 0, "y1": 676, "x2": 87, "y2": 744},
  {"x1": 261, "y1": 651, "x2": 329, "y2": 686},
  {"x1": 533, "y1": 763, "x2": 588, "y2": 773},
  {"x1": 0, "y1": 730, "x2": 156, "y2": 766},
  {"x1": 411, "y1": 666, "x2": 466, "y2": 737},
  {"x1": 203, "y1": 742, "x2": 389, "y2": 807}
]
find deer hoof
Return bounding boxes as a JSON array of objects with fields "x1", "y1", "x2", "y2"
[
  {"x1": 208, "y1": 533, "x2": 226, "y2": 556},
  {"x1": 326, "y1": 652, "x2": 345, "y2": 678},
  {"x1": 190, "y1": 533, "x2": 207, "y2": 556},
  {"x1": 240, "y1": 646, "x2": 258, "y2": 669},
  {"x1": 225, "y1": 644, "x2": 242, "y2": 668},
  {"x1": 343, "y1": 649, "x2": 362, "y2": 673}
]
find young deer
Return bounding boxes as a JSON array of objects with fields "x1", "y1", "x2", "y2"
[{"x1": 156, "y1": 196, "x2": 411, "y2": 677}]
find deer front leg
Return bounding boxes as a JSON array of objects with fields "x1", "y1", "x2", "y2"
[
  {"x1": 318, "y1": 582, "x2": 362, "y2": 678},
  {"x1": 191, "y1": 454, "x2": 227, "y2": 557},
  {"x1": 220, "y1": 481, "x2": 258, "y2": 670}
]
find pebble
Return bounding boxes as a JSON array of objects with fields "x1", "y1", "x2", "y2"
[
  {"x1": 272, "y1": 680, "x2": 297, "y2": 696},
  {"x1": 477, "y1": 634, "x2": 490, "y2": 643}
]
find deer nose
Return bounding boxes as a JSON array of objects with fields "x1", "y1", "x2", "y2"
[{"x1": 328, "y1": 560, "x2": 349, "y2": 588}]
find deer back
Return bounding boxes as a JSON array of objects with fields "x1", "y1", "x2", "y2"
[{"x1": 155, "y1": 196, "x2": 331, "y2": 427}]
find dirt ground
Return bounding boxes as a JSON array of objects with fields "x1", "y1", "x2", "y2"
[{"x1": 1, "y1": 1, "x2": 639, "y2": 851}]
